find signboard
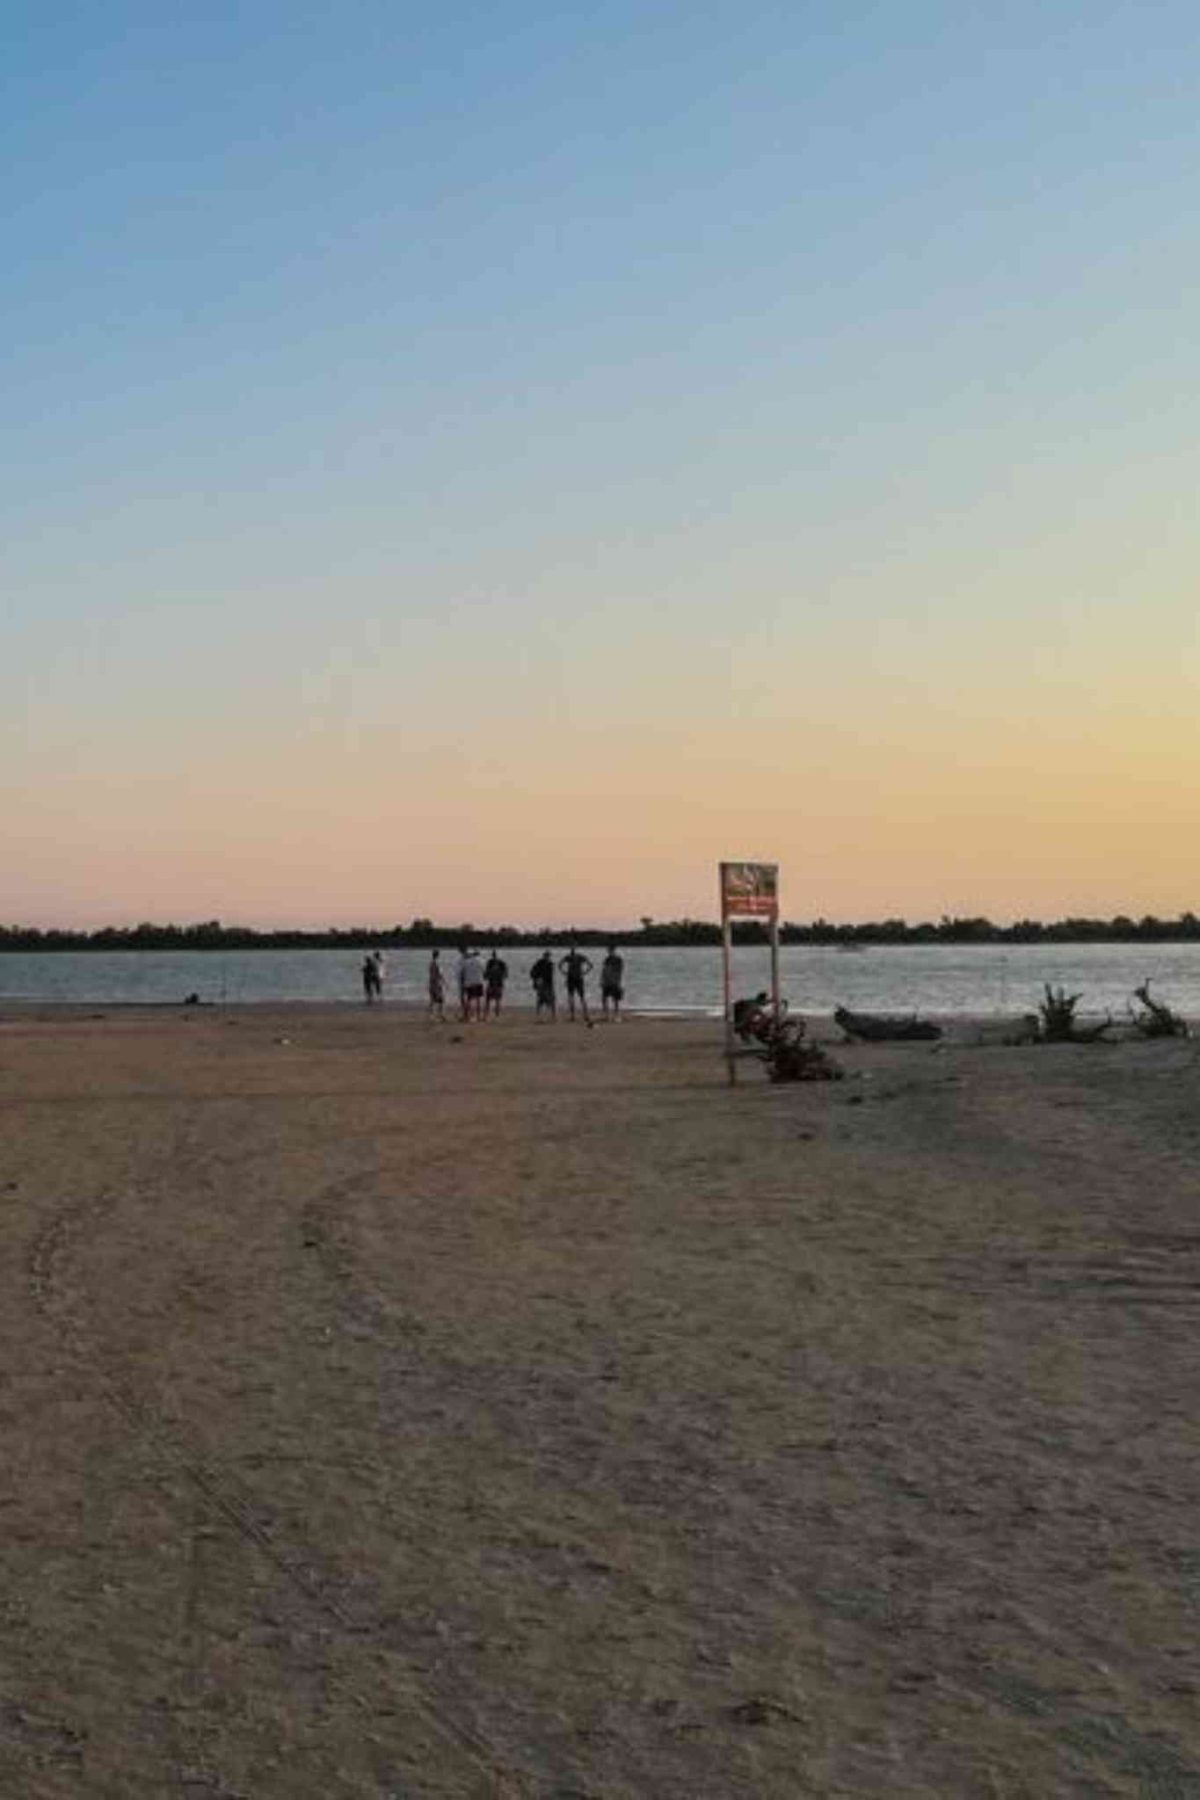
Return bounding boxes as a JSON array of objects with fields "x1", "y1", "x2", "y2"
[
  {"x1": 719, "y1": 860, "x2": 782, "y2": 1082},
  {"x1": 719, "y1": 861, "x2": 779, "y2": 920}
]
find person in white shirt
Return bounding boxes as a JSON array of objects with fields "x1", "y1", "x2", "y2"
[{"x1": 459, "y1": 948, "x2": 485, "y2": 1021}]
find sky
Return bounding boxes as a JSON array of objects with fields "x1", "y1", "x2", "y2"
[{"x1": 6, "y1": 1, "x2": 1199, "y2": 928}]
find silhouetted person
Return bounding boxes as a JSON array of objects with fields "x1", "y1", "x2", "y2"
[
  {"x1": 483, "y1": 952, "x2": 508, "y2": 1018},
  {"x1": 600, "y1": 945, "x2": 625, "y2": 1020},
  {"x1": 733, "y1": 992, "x2": 770, "y2": 1041},
  {"x1": 530, "y1": 951, "x2": 556, "y2": 1020},
  {"x1": 559, "y1": 946, "x2": 593, "y2": 1023},
  {"x1": 427, "y1": 950, "x2": 446, "y2": 1021},
  {"x1": 459, "y1": 947, "x2": 485, "y2": 1021}
]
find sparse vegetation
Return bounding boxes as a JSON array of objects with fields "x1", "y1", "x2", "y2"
[
  {"x1": 1036, "y1": 985, "x2": 1113, "y2": 1044},
  {"x1": 1039, "y1": 984, "x2": 1082, "y2": 1040}
]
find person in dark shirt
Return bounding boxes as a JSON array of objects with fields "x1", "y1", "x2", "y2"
[
  {"x1": 530, "y1": 951, "x2": 556, "y2": 1020},
  {"x1": 483, "y1": 952, "x2": 509, "y2": 1019},
  {"x1": 558, "y1": 946, "x2": 593, "y2": 1023},
  {"x1": 600, "y1": 945, "x2": 625, "y2": 1020}
]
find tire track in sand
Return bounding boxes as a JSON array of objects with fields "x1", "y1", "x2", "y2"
[{"x1": 27, "y1": 1164, "x2": 521, "y2": 1800}]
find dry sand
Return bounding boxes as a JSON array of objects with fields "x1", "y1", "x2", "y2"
[{"x1": 1, "y1": 1004, "x2": 1198, "y2": 1798}]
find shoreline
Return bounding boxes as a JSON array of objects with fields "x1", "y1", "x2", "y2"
[{"x1": 0, "y1": 998, "x2": 1168, "y2": 1037}]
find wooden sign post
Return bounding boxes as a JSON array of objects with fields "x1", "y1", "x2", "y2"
[{"x1": 719, "y1": 861, "x2": 780, "y2": 1082}]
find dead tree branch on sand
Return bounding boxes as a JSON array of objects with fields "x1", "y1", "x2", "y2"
[
  {"x1": 732, "y1": 996, "x2": 844, "y2": 1082},
  {"x1": 1129, "y1": 981, "x2": 1191, "y2": 1039},
  {"x1": 754, "y1": 1016, "x2": 843, "y2": 1084}
]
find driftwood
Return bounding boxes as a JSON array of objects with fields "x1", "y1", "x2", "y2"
[
  {"x1": 756, "y1": 1017, "x2": 843, "y2": 1083},
  {"x1": 834, "y1": 1005, "x2": 942, "y2": 1043},
  {"x1": 1129, "y1": 982, "x2": 1190, "y2": 1039},
  {"x1": 731, "y1": 996, "x2": 843, "y2": 1082}
]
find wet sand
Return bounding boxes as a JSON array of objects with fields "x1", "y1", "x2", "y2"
[{"x1": 2, "y1": 1005, "x2": 1198, "y2": 1796}]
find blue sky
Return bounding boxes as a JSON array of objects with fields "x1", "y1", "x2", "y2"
[{"x1": 6, "y1": 3, "x2": 1199, "y2": 925}]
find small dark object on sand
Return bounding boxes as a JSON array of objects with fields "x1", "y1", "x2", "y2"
[
  {"x1": 997, "y1": 1014, "x2": 1042, "y2": 1046},
  {"x1": 754, "y1": 1015, "x2": 843, "y2": 1084},
  {"x1": 834, "y1": 1006, "x2": 942, "y2": 1043},
  {"x1": 729, "y1": 1695, "x2": 803, "y2": 1726}
]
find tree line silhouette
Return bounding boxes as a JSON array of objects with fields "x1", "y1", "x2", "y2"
[{"x1": 2, "y1": 912, "x2": 1199, "y2": 953}]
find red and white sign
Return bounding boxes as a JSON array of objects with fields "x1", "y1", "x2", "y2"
[{"x1": 719, "y1": 861, "x2": 779, "y2": 921}]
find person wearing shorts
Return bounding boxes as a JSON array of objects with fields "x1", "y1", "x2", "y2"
[
  {"x1": 558, "y1": 946, "x2": 593, "y2": 1023},
  {"x1": 459, "y1": 948, "x2": 485, "y2": 1021},
  {"x1": 600, "y1": 945, "x2": 625, "y2": 1020},
  {"x1": 530, "y1": 951, "x2": 556, "y2": 1020},
  {"x1": 483, "y1": 952, "x2": 508, "y2": 1019}
]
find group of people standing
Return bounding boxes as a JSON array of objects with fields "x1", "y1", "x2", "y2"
[
  {"x1": 362, "y1": 944, "x2": 628, "y2": 1019},
  {"x1": 425, "y1": 944, "x2": 626, "y2": 1023},
  {"x1": 427, "y1": 947, "x2": 510, "y2": 1022},
  {"x1": 526, "y1": 946, "x2": 625, "y2": 1023}
]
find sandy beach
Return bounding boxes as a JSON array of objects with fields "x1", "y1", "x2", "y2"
[{"x1": 2, "y1": 1004, "x2": 1198, "y2": 1797}]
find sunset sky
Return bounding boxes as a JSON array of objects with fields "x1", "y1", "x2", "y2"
[{"x1": 7, "y1": 2, "x2": 1199, "y2": 928}]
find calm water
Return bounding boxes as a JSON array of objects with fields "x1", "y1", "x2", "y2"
[{"x1": 2, "y1": 944, "x2": 1199, "y2": 1019}]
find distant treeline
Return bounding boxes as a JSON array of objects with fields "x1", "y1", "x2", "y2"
[{"x1": 3, "y1": 913, "x2": 1200, "y2": 952}]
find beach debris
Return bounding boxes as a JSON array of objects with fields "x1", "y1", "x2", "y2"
[
  {"x1": 758, "y1": 1019, "x2": 842, "y2": 1084},
  {"x1": 989, "y1": 1013, "x2": 1042, "y2": 1046},
  {"x1": 729, "y1": 1695, "x2": 803, "y2": 1726},
  {"x1": 833, "y1": 1005, "x2": 942, "y2": 1043},
  {"x1": 1129, "y1": 981, "x2": 1190, "y2": 1039},
  {"x1": 768, "y1": 1037, "x2": 843, "y2": 1083},
  {"x1": 1035, "y1": 985, "x2": 1113, "y2": 1044},
  {"x1": 730, "y1": 992, "x2": 843, "y2": 1081}
]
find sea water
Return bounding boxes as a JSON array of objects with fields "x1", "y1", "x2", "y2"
[{"x1": 3, "y1": 943, "x2": 1199, "y2": 1019}]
